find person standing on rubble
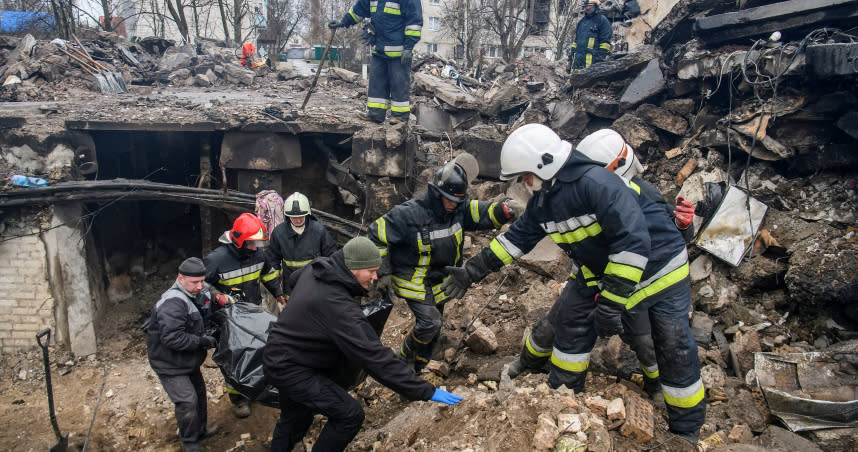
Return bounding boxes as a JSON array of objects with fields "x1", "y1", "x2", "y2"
[
  {"x1": 441, "y1": 124, "x2": 706, "y2": 446},
  {"x1": 204, "y1": 212, "x2": 283, "y2": 418},
  {"x1": 328, "y1": 0, "x2": 423, "y2": 124},
  {"x1": 146, "y1": 258, "x2": 219, "y2": 452},
  {"x1": 568, "y1": 0, "x2": 612, "y2": 72},
  {"x1": 267, "y1": 192, "x2": 338, "y2": 305},
  {"x1": 368, "y1": 161, "x2": 522, "y2": 372},
  {"x1": 502, "y1": 129, "x2": 697, "y2": 400},
  {"x1": 263, "y1": 237, "x2": 462, "y2": 451}
]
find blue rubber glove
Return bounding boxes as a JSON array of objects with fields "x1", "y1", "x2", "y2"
[{"x1": 430, "y1": 388, "x2": 462, "y2": 405}]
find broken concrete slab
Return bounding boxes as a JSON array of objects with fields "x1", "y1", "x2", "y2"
[
  {"x1": 481, "y1": 83, "x2": 522, "y2": 117},
  {"x1": 577, "y1": 92, "x2": 621, "y2": 119},
  {"x1": 222, "y1": 63, "x2": 255, "y2": 85},
  {"x1": 221, "y1": 132, "x2": 301, "y2": 170},
  {"x1": 806, "y1": 43, "x2": 858, "y2": 77},
  {"x1": 466, "y1": 325, "x2": 498, "y2": 354},
  {"x1": 611, "y1": 113, "x2": 659, "y2": 150},
  {"x1": 327, "y1": 67, "x2": 360, "y2": 83},
  {"x1": 635, "y1": 103, "x2": 688, "y2": 136},
  {"x1": 518, "y1": 236, "x2": 571, "y2": 280},
  {"x1": 350, "y1": 126, "x2": 409, "y2": 178},
  {"x1": 458, "y1": 125, "x2": 504, "y2": 179},
  {"x1": 568, "y1": 45, "x2": 659, "y2": 88},
  {"x1": 620, "y1": 59, "x2": 666, "y2": 109},
  {"x1": 413, "y1": 72, "x2": 479, "y2": 110},
  {"x1": 548, "y1": 101, "x2": 590, "y2": 140},
  {"x1": 415, "y1": 102, "x2": 453, "y2": 133},
  {"x1": 624, "y1": 0, "x2": 684, "y2": 49},
  {"x1": 754, "y1": 425, "x2": 823, "y2": 452}
]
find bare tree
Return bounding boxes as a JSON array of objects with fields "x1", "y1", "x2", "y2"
[
  {"x1": 165, "y1": 0, "x2": 192, "y2": 40},
  {"x1": 264, "y1": 0, "x2": 306, "y2": 55},
  {"x1": 483, "y1": 0, "x2": 536, "y2": 61},
  {"x1": 440, "y1": 0, "x2": 486, "y2": 68},
  {"x1": 547, "y1": 0, "x2": 579, "y2": 60}
]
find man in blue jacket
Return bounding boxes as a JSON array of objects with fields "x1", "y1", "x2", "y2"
[
  {"x1": 569, "y1": 0, "x2": 612, "y2": 72},
  {"x1": 146, "y1": 258, "x2": 218, "y2": 452},
  {"x1": 329, "y1": 0, "x2": 422, "y2": 124},
  {"x1": 442, "y1": 124, "x2": 706, "y2": 446}
]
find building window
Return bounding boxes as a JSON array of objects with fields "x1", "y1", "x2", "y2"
[
  {"x1": 427, "y1": 43, "x2": 439, "y2": 53},
  {"x1": 428, "y1": 17, "x2": 440, "y2": 30},
  {"x1": 430, "y1": 0, "x2": 440, "y2": 4},
  {"x1": 487, "y1": 45, "x2": 499, "y2": 58}
]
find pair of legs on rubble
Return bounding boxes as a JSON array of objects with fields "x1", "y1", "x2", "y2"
[
  {"x1": 516, "y1": 277, "x2": 706, "y2": 435},
  {"x1": 360, "y1": 54, "x2": 411, "y2": 124},
  {"x1": 399, "y1": 298, "x2": 445, "y2": 371},
  {"x1": 158, "y1": 368, "x2": 212, "y2": 451},
  {"x1": 270, "y1": 373, "x2": 364, "y2": 452}
]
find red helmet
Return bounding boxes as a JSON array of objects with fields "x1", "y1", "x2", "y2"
[{"x1": 220, "y1": 213, "x2": 269, "y2": 248}]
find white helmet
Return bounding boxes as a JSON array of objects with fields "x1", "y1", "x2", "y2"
[
  {"x1": 499, "y1": 124, "x2": 572, "y2": 181},
  {"x1": 283, "y1": 192, "x2": 311, "y2": 217},
  {"x1": 575, "y1": 129, "x2": 644, "y2": 180}
]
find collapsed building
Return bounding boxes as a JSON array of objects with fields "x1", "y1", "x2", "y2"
[{"x1": 0, "y1": 0, "x2": 856, "y2": 450}]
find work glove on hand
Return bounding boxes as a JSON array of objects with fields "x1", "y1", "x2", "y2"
[
  {"x1": 430, "y1": 388, "x2": 463, "y2": 405},
  {"x1": 276, "y1": 295, "x2": 287, "y2": 307},
  {"x1": 441, "y1": 266, "x2": 472, "y2": 300},
  {"x1": 328, "y1": 20, "x2": 345, "y2": 29},
  {"x1": 588, "y1": 297, "x2": 624, "y2": 337},
  {"x1": 214, "y1": 293, "x2": 235, "y2": 307},
  {"x1": 674, "y1": 197, "x2": 695, "y2": 230},
  {"x1": 499, "y1": 197, "x2": 525, "y2": 222},
  {"x1": 401, "y1": 49, "x2": 413, "y2": 67},
  {"x1": 199, "y1": 335, "x2": 217, "y2": 349}
]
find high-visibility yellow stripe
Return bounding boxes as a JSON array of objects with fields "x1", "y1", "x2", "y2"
[
  {"x1": 370, "y1": 6, "x2": 377, "y2": 12},
  {"x1": 489, "y1": 238, "x2": 514, "y2": 265},
  {"x1": 599, "y1": 42, "x2": 611, "y2": 51},
  {"x1": 550, "y1": 349, "x2": 590, "y2": 373},
  {"x1": 390, "y1": 105, "x2": 410, "y2": 112},
  {"x1": 526, "y1": 335, "x2": 551, "y2": 357},
  {"x1": 348, "y1": 9, "x2": 358, "y2": 22},
  {"x1": 549, "y1": 222, "x2": 602, "y2": 244},
  {"x1": 367, "y1": 101, "x2": 387, "y2": 109},
  {"x1": 469, "y1": 200, "x2": 480, "y2": 222},
  {"x1": 454, "y1": 228, "x2": 463, "y2": 266},
  {"x1": 384, "y1": 51, "x2": 402, "y2": 57},
  {"x1": 219, "y1": 269, "x2": 262, "y2": 286},
  {"x1": 404, "y1": 29, "x2": 420, "y2": 36},
  {"x1": 283, "y1": 258, "x2": 312, "y2": 268},
  {"x1": 601, "y1": 263, "x2": 690, "y2": 310},
  {"x1": 581, "y1": 265, "x2": 596, "y2": 280},
  {"x1": 488, "y1": 203, "x2": 502, "y2": 228},
  {"x1": 261, "y1": 270, "x2": 279, "y2": 282},
  {"x1": 383, "y1": 6, "x2": 401, "y2": 14},
  {"x1": 586, "y1": 53, "x2": 592, "y2": 67},
  {"x1": 604, "y1": 262, "x2": 644, "y2": 283},
  {"x1": 572, "y1": 42, "x2": 577, "y2": 48},
  {"x1": 663, "y1": 378, "x2": 705, "y2": 409},
  {"x1": 376, "y1": 218, "x2": 388, "y2": 244},
  {"x1": 411, "y1": 332, "x2": 430, "y2": 344},
  {"x1": 641, "y1": 363, "x2": 660, "y2": 379},
  {"x1": 629, "y1": 181, "x2": 641, "y2": 194}
]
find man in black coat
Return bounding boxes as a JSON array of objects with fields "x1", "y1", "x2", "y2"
[
  {"x1": 146, "y1": 258, "x2": 218, "y2": 452},
  {"x1": 263, "y1": 237, "x2": 462, "y2": 452}
]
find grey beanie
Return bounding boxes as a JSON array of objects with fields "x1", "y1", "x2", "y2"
[
  {"x1": 343, "y1": 237, "x2": 382, "y2": 270},
  {"x1": 178, "y1": 257, "x2": 206, "y2": 276}
]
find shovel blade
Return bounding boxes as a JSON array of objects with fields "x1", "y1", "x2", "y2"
[{"x1": 49, "y1": 435, "x2": 68, "y2": 452}]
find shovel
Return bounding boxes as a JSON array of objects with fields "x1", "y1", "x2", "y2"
[
  {"x1": 52, "y1": 39, "x2": 113, "y2": 94},
  {"x1": 72, "y1": 34, "x2": 128, "y2": 94},
  {"x1": 36, "y1": 328, "x2": 68, "y2": 452},
  {"x1": 301, "y1": 27, "x2": 337, "y2": 110}
]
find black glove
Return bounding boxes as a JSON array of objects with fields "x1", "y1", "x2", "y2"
[
  {"x1": 441, "y1": 266, "x2": 471, "y2": 299},
  {"x1": 589, "y1": 299, "x2": 624, "y2": 337},
  {"x1": 328, "y1": 20, "x2": 346, "y2": 29},
  {"x1": 401, "y1": 49, "x2": 413, "y2": 67},
  {"x1": 199, "y1": 335, "x2": 217, "y2": 349}
]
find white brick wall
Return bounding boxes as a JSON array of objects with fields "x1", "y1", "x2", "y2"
[{"x1": 0, "y1": 227, "x2": 55, "y2": 354}]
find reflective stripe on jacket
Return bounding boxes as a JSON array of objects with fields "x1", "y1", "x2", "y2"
[
  {"x1": 204, "y1": 244, "x2": 282, "y2": 303},
  {"x1": 369, "y1": 191, "x2": 506, "y2": 304},
  {"x1": 342, "y1": 0, "x2": 423, "y2": 57},
  {"x1": 486, "y1": 152, "x2": 688, "y2": 310},
  {"x1": 570, "y1": 13, "x2": 612, "y2": 69},
  {"x1": 267, "y1": 217, "x2": 337, "y2": 284}
]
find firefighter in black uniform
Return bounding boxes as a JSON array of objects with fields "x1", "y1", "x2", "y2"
[
  {"x1": 267, "y1": 192, "x2": 338, "y2": 305},
  {"x1": 368, "y1": 161, "x2": 521, "y2": 371},
  {"x1": 263, "y1": 237, "x2": 461, "y2": 451},
  {"x1": 442, "y1": 124, "x2": 706, "y2": 446},
  {"x1": 569, "y1": 0, "x2": 612, "y2": 72},
  {"x1": 204, "y1": 212, "x2": 282, "y2": 418}
]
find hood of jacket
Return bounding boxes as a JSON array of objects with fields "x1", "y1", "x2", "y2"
[{"x1": 555, "y1": 150, "x2": 607, "y2": 184}]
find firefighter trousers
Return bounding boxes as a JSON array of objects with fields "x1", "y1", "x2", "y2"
[
  {"x1": 400, "y1": 298, "x2": 445, "y2": 370},
  {"x1": 366, "y1": 54, "x2": 411, "y2": 122},
  {"x1": 547, "y1": 278, "x2": 706, "y2": 433}
]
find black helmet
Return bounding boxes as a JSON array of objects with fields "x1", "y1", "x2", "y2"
[{"x1": 430, "y1": 162, "x2": 468, "y2": 203}]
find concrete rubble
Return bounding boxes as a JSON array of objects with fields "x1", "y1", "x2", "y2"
[{"x1": 1, "y1": 0, "x2": 857, "y2": 450}]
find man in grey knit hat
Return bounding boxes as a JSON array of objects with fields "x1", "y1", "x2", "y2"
[
  {"x1": 263, "y1": 237, "x2": 461, "y2": 451},
  {"x1": 146, "y1": 257, "x2": 219, "y2": 452}
]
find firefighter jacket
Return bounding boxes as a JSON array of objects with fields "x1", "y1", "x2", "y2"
[
  {"x1": 369, "y1": 190, "x2": 509, "y2": 305},
  {"x1": 204, "y1": 244, "x2": 282, "y2": 304},
  {"x1": 146, "y1": 280, "x2": 208, "y2": 376},
  {"x1": 262, "y1": 251, "x2": 436, "y2": 401},
  {"x1": 570, "y1": 12, "x2": 612, "y2": 69},
  {"x1": 267, "y1": 217, "x2": 337, "y2": 286},
  {"x1": 482, "y1": 152, "x2": 689, "y2": 311},
  {"x1": 340, "y1": 0, "x2": 423, "y2": 58}
]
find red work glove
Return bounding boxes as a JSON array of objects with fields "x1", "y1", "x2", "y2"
[
  {"x1": 674, "y1": 197, "x2": 695, "y2": 230},
  {"x1": 276, "y1": 295, "x2": 287, "y2": 307},
  {"x1": 500, "y1": 198, "x2": 525, "y2": 222},
  {"x1": 215, "y1": 293, "x2": 235, "y2": 307}
]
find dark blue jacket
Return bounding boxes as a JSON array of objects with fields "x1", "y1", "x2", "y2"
[
  {"x1": 340, "y1": 0, "x2": 423, "y2": 57},
  {"x1": 570, "y1": 12, "x2": 612, "y2": 69},
  {"x1": 266, "y1": 217, "x2": 337, "y2": 291},
  {"x1": 483, "y1": 152, "x2": 689, "y2": 310},
  {"x1": 204, "y1": 244, "x2": 282, "y2": 303}
]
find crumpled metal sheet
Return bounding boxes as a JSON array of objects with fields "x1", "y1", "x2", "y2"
[
  {"x1": 695, "y1": 185, "x2": 767, "y2": 266},
  {"x1": 754, "y1": 352, "x2": 858, "y2": 432}
]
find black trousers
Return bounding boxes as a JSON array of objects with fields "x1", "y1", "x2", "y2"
[
  {"x1": 270, "y1": 373, "x2": 365, "y2": 452},
  {"x1": 159, "y1": 368, "x2": 207, "y2": 444}
]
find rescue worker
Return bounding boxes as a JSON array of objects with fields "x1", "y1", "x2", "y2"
[
  {"x1": 568, "y1": 0, "x2": 612, "y2": 72},
  {"x1": 503, "y1": 129, "x2": 697, "y2": 400},
  {"x1": 441, "y1": 124, "x2": 706, "y2": 445},
  {"x1": 369, "y1": 161, "x2": 521, "y2": 371},
  {"x1": 263, "y1": 237, "x2": 462, "y2": 452},
  {"x1": 328, "y1": 0, "x2": 422, "y2": 124},
  {"x1": 146, "y1": 258, "x2": 219, "y2": 452},
  {"x1": 239, "y1": 43, "x2": 256, "y2": 68},
  {"x1": 267, "y1": 192, "x2": 338, "y2": 305},
  {"x1": 204, "y1": 212, "x2": 283, "y2": 418}
]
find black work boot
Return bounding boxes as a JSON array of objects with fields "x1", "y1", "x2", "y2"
[{"x1": 502, "y1": 359, "x2": 526, "y2": 379}]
